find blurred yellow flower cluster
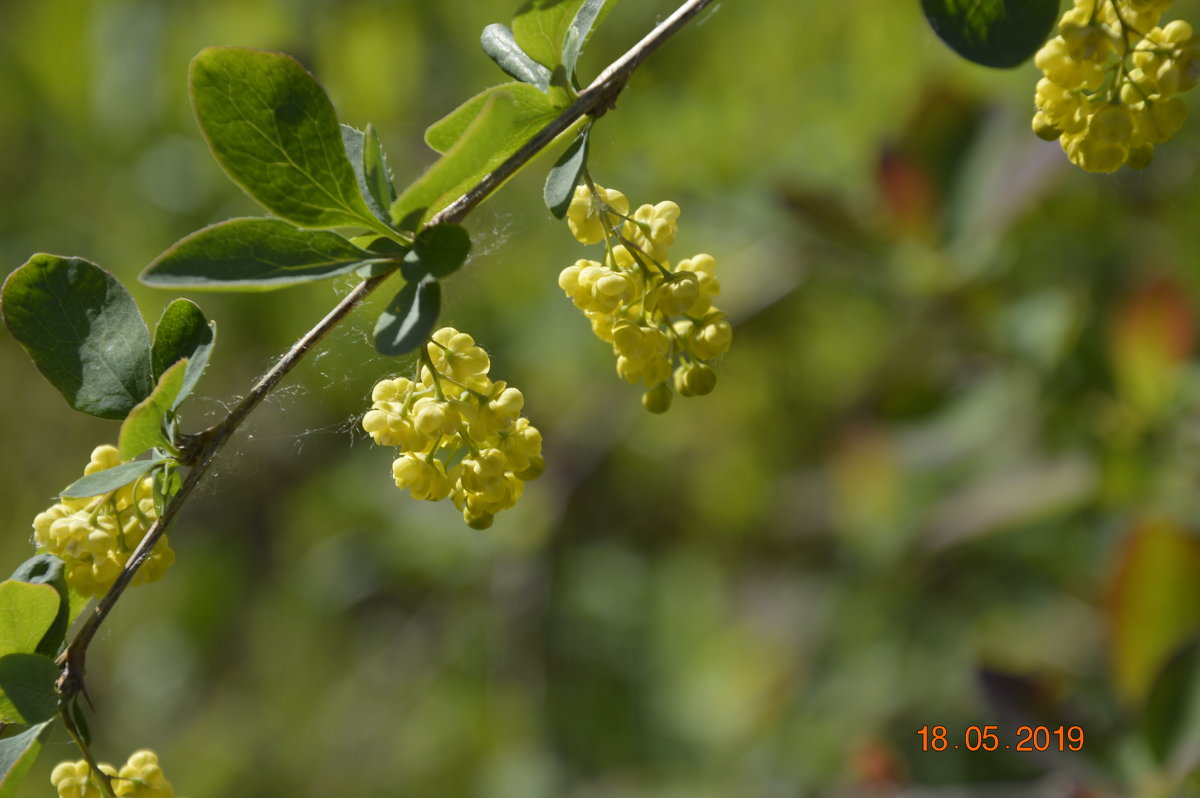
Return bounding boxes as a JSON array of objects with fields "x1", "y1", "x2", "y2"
[{"x1": 52, "y1": 749, "x2": 174, "y2": 798}]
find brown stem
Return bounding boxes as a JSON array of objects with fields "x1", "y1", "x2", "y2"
[{"x1": 57, "y1": 0, "x2": 715, "y2": 701}]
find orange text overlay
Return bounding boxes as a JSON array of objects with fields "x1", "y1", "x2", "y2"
[{"x1": 916, "y1": 725, "x2": 1084, "y2": 752}]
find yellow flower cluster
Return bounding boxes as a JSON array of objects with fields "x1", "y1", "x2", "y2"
[
  {"x1": 52, "y1": 750, "x2": 174, "y2": 798},
  {"x1": 362, "y1": 327, "x2": 544, "y2": 529},
  {"x1": 560, "y1": 182, "x2": 732, "y2": 413},
  {"x1": 1033, "y1": 0, "x2": 1197, "y2": 172},
  {"x1": 32, "y1": 446, "x2": 175, "y2": 599}
]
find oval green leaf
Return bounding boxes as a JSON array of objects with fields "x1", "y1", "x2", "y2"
[
  {"x1": 395, "y1": 87, "x2": 562, "y2": 227},
  {"x1": 563, "y1": 0, "x2": 619, "y2": 78},
  {"x1": 2, "y1": 255, "x2": 153, "y2": 420},
  {"x1": 142, "y1": 218, "x2": 384, "y2": 291},
  {"x1": 512, "y1": 0, "x2": 587, "y2": 72},
  {"x1": 374, "y1": 275, "x2": 441, "y2": 356},
  {"x1": 189, "y1": 47, "x2": 380, "y2": 229},
  {"x1": 364, "y1": 125, "x2": 398, "y2": 209},
  {"x1": 9, "y1": 555, "x2": 69, "y2": 658},
  {"x1": 59, "y1": 458, "x2": 163, "y2": 500},
  {"x1": 481, "y1": 23, "x2": 552, "y2": 90},
  {"x1": 404, "y1": 224, "x2": 472, "y2": 280},
  {"x1": 921, "y1": 0, "x2": 1059, "y2": 69},
  {"x1": 341, "y1": 124, "x2": 395, "y2": 224},
  {"x1": 0, "y1": 720, "x2": 53, "y2": 798},
  {"x1": 152, "y1": 299, "x2": 215, "y2": 410},
  {"x1": 0, "y1": 582, "x2": 59, "y2": 659},
  {"x1": 544, "y1": 125, "x2": 589, "y2": 218},
  {"x1": 425, "y1": 82, "x2": 561, "y2": 156},
  {"x1": 0, "y1": 654, "x2": 58, "y2": 726},
  {"x1": 119, "y1": 359, "x2": 189, "y2": 460}
]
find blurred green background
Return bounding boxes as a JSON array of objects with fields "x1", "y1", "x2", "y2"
[{"x1": 5, "y1": 0, "x2": 1200, "y2": 795}]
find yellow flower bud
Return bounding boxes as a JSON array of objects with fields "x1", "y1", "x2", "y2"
[{"x1": 642, "y1": 383, "x2": 673, "y2": 413}]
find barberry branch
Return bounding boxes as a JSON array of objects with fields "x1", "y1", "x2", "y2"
[{"x1": 57, "y1": 0, "x2": 715, "y2": 703}]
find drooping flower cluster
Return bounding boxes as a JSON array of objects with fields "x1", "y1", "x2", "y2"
[
  {"x1": 363, "y1": 327, "x2": 544, "y2": 529},
  {"x1": 560, "y1": 181, "x2": 732, "y2": 413},
  {"x1": 1033, "y1": 0, "x2": 1198, "y2": 172},
  {"x1": 52, "y1": 749, "x2": 174, "y2": 798},
  {"x1": 32, "y1": 446, "x2": 175, "y2": 598}
]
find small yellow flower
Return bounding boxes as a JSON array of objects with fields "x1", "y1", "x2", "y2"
[{"x1": 52, "y1": 750, "x2": 174, "y2": 798}]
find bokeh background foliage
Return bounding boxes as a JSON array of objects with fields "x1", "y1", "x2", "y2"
[{"x1": 4, "y1": 0, "x2": 1200, "y2": 795}]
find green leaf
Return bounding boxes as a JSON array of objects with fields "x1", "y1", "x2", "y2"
[
  {"x1": 512, "y1": 0, "x2": 587, "y2": 71},
  {"x1": 59, "y1": 458, "x2": 162, "y2": 500},
  {"x1": 142, "y1": 218, "x2": 385, "y2": 291},
  {"x1": 481, "y1": 23, "x2": 552, "y2": 90},
  {"x1": 0, "y1": 654, "x2": 58, "y2": 726},
  {"x1": 0, "y1": 720, "x2": 52, "y2": 798},
  {"x1": 1144, "y1": 638, "x2": 1200, "y2": 769},
  {"x1": 118, "y1": 359, "x2": 189, "y2": 460},
  {"x1": 189, "y1": 46, "x2": 380, "y2": 229},
  {"x1": 394, "y1": 87, "x2": 562, "y2": 227},
  {"x1": 364, "y1": 125, "x2": 398, "y2": 209},
  {"x1": 425, "y1": 82, "x2": 560, "y2": 156},
  {"x1": 152, "y1": 299, "x2": 215, "y2": 410},
  {"x1": 374, "y1": 275, "x2": 441, "y2": 356},
  {"x1": 8, "y1": 556, "x2": 69, "y2": 658},
  {"x1": 67, "y1": 699, "x2": 90, "y2": 747},
  {"x1": 349, "y1": 235, "x2": 408, "y2": 258},
  {"x1": 0, "y1": 582, "x2": 59, "y2": 659},
  {"x1": 2, "y1": 255, "x2": 153, "y2": 420},
  {"x1": 403, "y1": 224, "x2": 472, "y2": 280},
  {"x1": 544, "y1": 125, "x2": 589, "y2": 218},
  {"x1": 921, "y1": 0, "x2": 1058, "y2": 68},
  {"x1": 348, "y1": 235, "x2": 407, "y2": 279},
  {"x1": 562, "y1": 0, "x2": 618, "y2": 78},
  {"x1": 340, "y1": 124, "x2": 393, "y2": 224}
]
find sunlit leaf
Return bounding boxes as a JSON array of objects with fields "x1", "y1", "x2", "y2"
[
  {"x1": 118, "y1": 359, "x2": 188, "y2": 460},
  {"x1": 0, "y1": 582, "x2": 59, "y2": 660},
  {"x1": 395, "y1": 88, "x2": 562, "y2": 227},
  {"x1": 189, "y1": 47, "x2": 380, "y2": 228},
  {"x1": 143, "y1": 218, "x2": 385, "y2": 291},
  {"x1": 512, "y1": 0, "x2": 586, "y2": 71},
  {"x1": 8, "y1": 556, "x2": 69, "y2": 658},
  {"x1": 424, "y1": 82, "x2": 561, "y2": 155}
]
